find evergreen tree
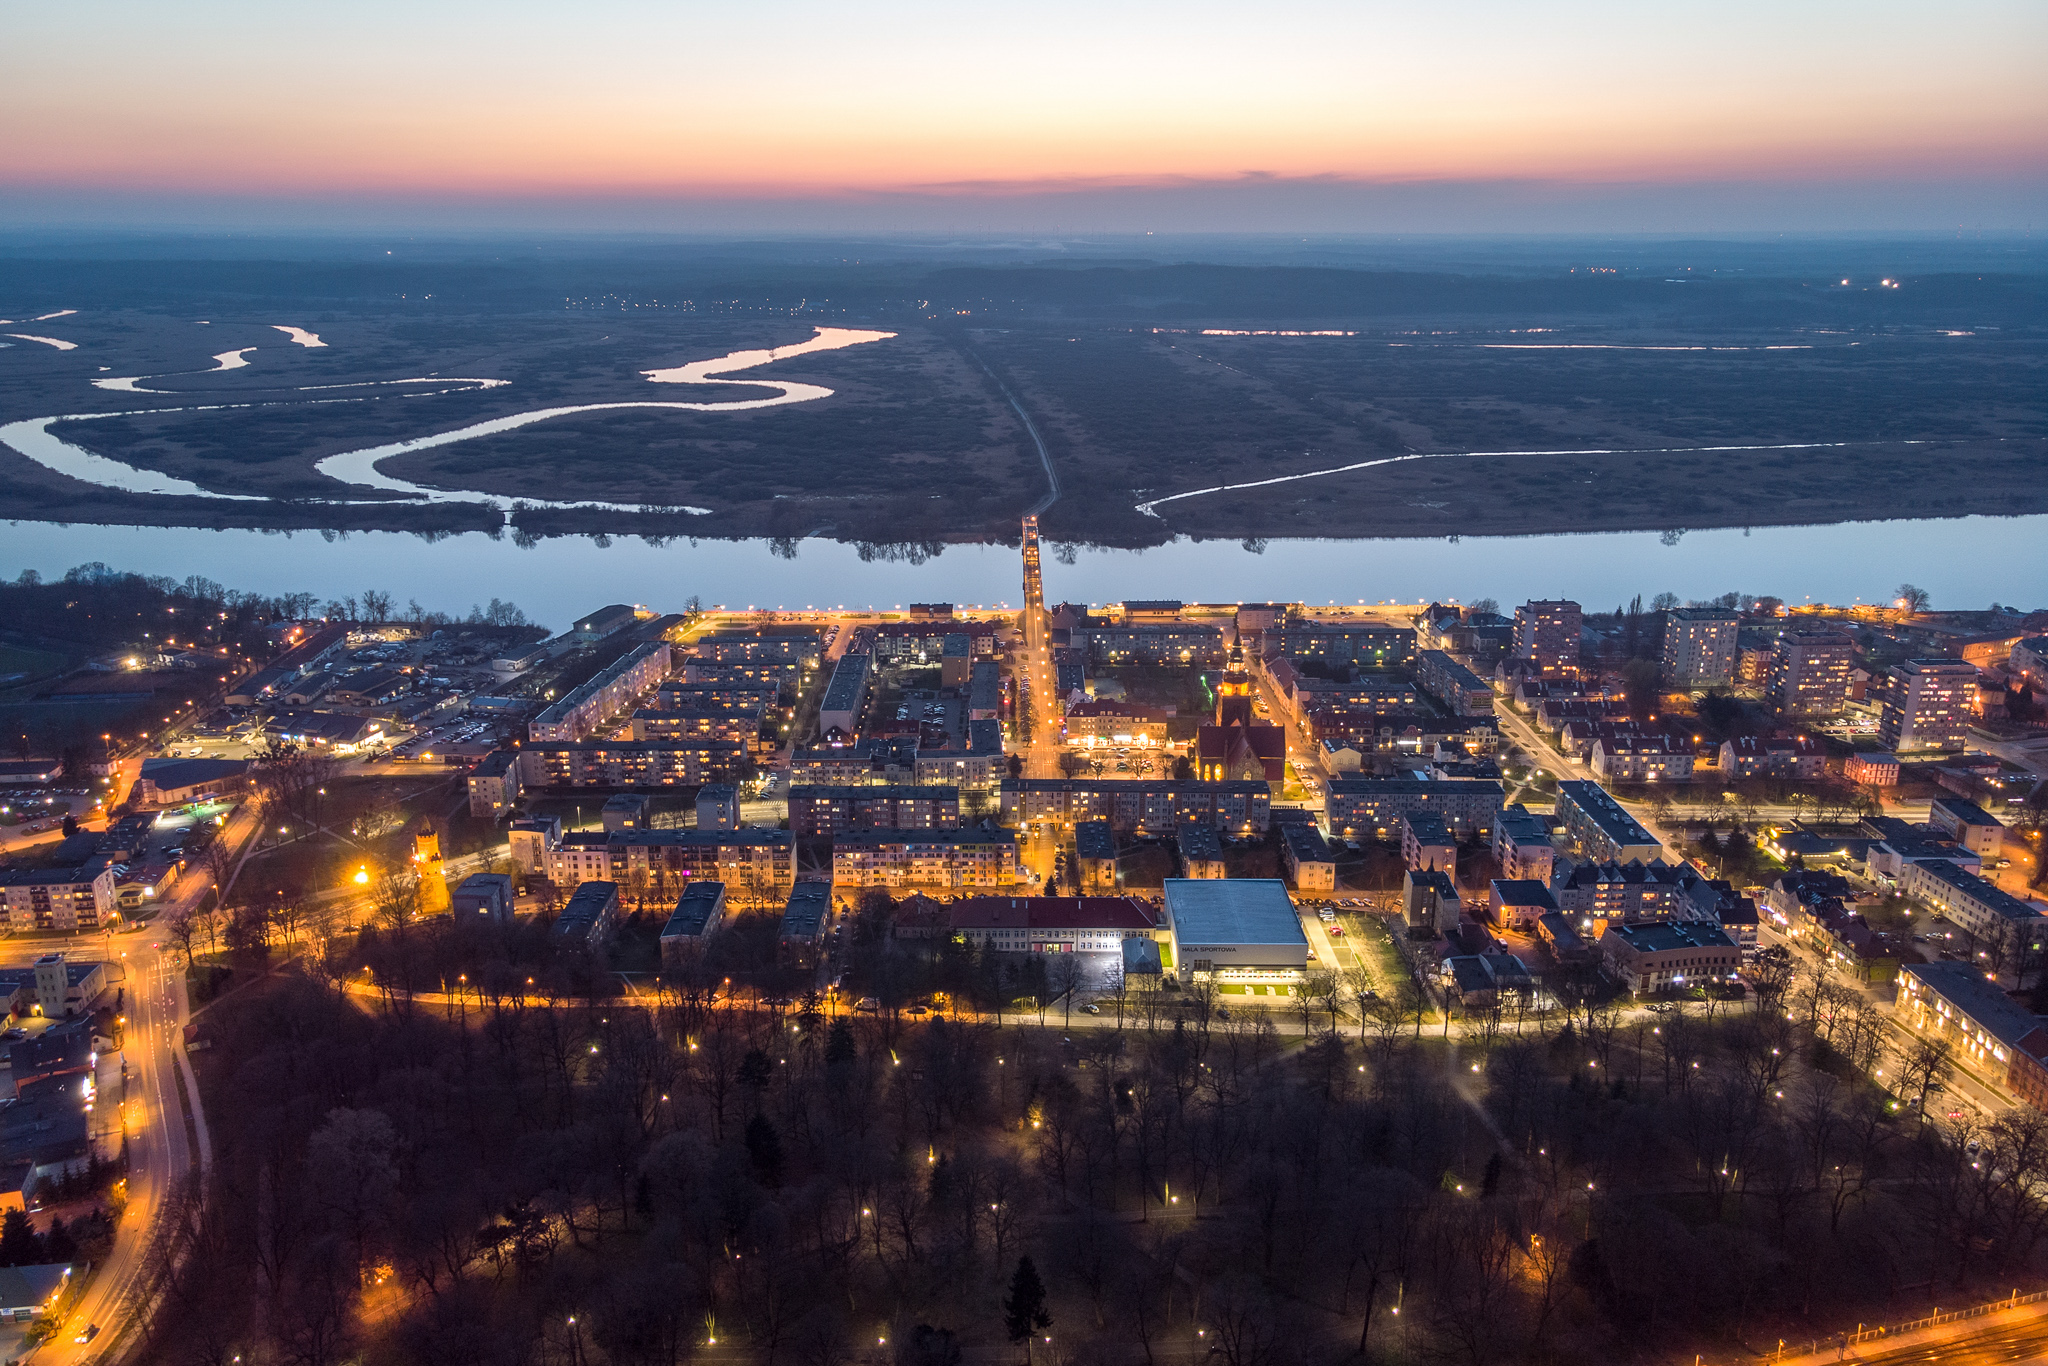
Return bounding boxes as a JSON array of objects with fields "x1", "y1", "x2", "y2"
[
  {"x1": 0, "y1": 1208, "x2": 42, "y2": 1266},
  {"x1": 1003, "y1": 1255, "x2": 1052, "y2": 1359},
  {"x1": 42, "y1": 1217, "x2": 77, "y2": 1264},
  {"x1": 744, "y1": 1113, "x2": 785, "y2": 1187},
  {"x1": 824, "y1": 1018, "x2": 856, "y2": 1067}
]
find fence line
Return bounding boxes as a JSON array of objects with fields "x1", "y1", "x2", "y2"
[{"x1": 1778, "y1": 1287, "x2": 2048, "y2": 1359}]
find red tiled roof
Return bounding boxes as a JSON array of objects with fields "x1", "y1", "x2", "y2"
[{"x1": 948, "y1": 896, "x2": 1160, "y2": 932}]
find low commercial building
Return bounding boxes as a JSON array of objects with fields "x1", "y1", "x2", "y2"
[
  {"x1": 0, "y1": 1263, "x2": 73, "y2": 1320},
  {"x1": 529, "y1": 642, "x2": 670, "y2": 742},
  {"x1": 1554, "y1": 781, "x2": 1662, "y2": 864},
  {"x1": 1176, "y1": 824, "x2": 1226, "y2": 879},
  {"x1": 1075, "y1": 820, "x2": 1118, "y2": 893},
  {"x1": 1122, "y1": 936, "x2": 1165, "y2": 986},
  {"x1": 1401, "y1": 811, "x2": 1457, "y2": 873},
  {"x1": 451, "y1": 873, "x2": 515, "y2": 923},
  {"x1": 659, "y1": 882, "x2": 727, "y2": 966},
  {"x1": 831, "y1": 826, "x2": 1020, "y2": 890},
  {"x1": 1536, "y1": 913, "x2": 1596, "y2": 963},
  {"x1": 1719, "y1": 736, "x2": 1825, "y2": 781},
  {"x1": 466, "y1": 749, "x2": 523, "y2": 818},
  {"x1": 1163, "y1": 879, "x2": 1309, "y2": 983},
  {"x1": 948, "y1": 896, "x2": 1164, "y2": 955},
  {"x1": 1897, "y1": 859, "x2": 2048, "y2": 957},
  {"x1": 553, "y1": 881, "x2": 621, "y2": 952},
  {"x1": 133, "y1": 756, "x2": 250, "y2": 807},
  {"x1": 1930, "y1": 797, "x2": 2007, "y2": 857},
  {"x1": 572, "y1": 604, "x2": 641, "y2": 641},
  {"x1": 1492, "y1": 804, "x2": 1556, "y2": 883},
  {"x1": 1280, "y1": 823, "x2": 1335, "y2": 891},
  {"x1": 779, "y1": 882, "x2": 832, "y2": 952},
  {"x1": 1325, "y1": 778, "x2": 1503, "y2": 841},
  {"x1": 1489, "y1": 879, "x2": 1558, "y2": 931},
  {"x1": 1898, "y1": 962, "x2": 2048, "y2": 1112},
  {"x1": 1599, "y1": 922, "x2": 1741, "y2": 994},
  {"x1": 788, "y1": 785, "x2": 960, "y2": 837},
  {"x1": 1440, "y1": 952, "x2": 1540, "y2": 1007},
  {"x1": 1001, "y1": 779, "x2": 1271, "y2": 836}
]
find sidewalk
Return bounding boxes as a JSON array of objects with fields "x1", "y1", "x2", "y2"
[{"x1": 1766, "y1": 1293, "x2": 2048, "y2": 1364}]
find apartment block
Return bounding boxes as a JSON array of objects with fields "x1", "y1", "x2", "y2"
[
  {"x1": 516, "y1": 825, "x2": 794, "y2": 894},
  {"x1": 0, "y1": 866, "x2": 116, "y2": 932},
  {"x1": 1929, "y1": 797, "x2": 2006, "y2": 857},
  {"x1": 466, "y1": 748, "x2": 523, "y2": 818},
  {"x1": 1599, "y1": 922, "x2": 1741, "y2": 994},
  {"x1": 1492, "y1": 804, "x2": 1556, "y2": 883},
  {"x1": 1325, "y1": 778, "x2": 1503, "y2": 841},
  {"x1": 1879, "y1": 658, "x2": 1977, "y2": 752},
  {"x1": 1268, "y1": 624, "x2": 1415, "y2": 670},
  {"x1": 1719, "y1": 736, "x2": 1825, "y2": 781},
  {"x1": 529, "y1": 642, "x2": 671, "y2": 741},
  {"x1": 1660, "y1": 608, "x2": 1741, "y2": 686},
  {"x1": 1280, "y1": 823, "x2": 1336, "y2": 891},
  {"x1": 831, "y1": 827, "x2": 1021, "y2": 889},
  {"x1": 1897, "y1": 858, "x2": 2048, "y2": 957},
  {"x1": 1401, "y1": 811, "x2": 1457, "y2": 873},
  {"x1": 1075, "y1": 820, "x2": 1118, "y2": 893},
  {"x1": 517, "y1": 739, "x2": 747, "y2": 789},
  {"x1": 1768, "y1": 630, "x2": 1855, "y2": 717},
  {"x1": 1514, "y1": 600, "x2": 1582, "y2": 678},
  {"x1": 1553, "y1": 781, "x2": 1662, "y2": 863},
  {"x1": 1000, "y1": 779, "x2": 1272, "y2": 836},
  {"x1": 1176, "y1": 823, "x2": 1227, "y2": 879},
  {"x1": 1589, "y1": 735, "x2": 1696, "y2": 783},
  {"x1": 1416, "y1": 650, "x2": 1496, "y2": 718},
  {"x1": 787, "y1": 785, "x2": 961, "y2": 837}
]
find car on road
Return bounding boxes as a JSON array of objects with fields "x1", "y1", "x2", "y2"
[
  {"x1": 75, "y1": 1324, "x2": 101, "y2": 1343},
  {"x1": 1080, "y1": 1002, "x2": 1100, "y2": 1015}
]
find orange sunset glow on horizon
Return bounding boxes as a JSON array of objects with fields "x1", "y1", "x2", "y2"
[{"x1": 3, "y1": 0, "x2": 2043, "y2": 228}]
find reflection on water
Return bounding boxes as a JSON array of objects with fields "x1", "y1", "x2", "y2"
[{"x1": 4, "y1": 514, "x2": 2043, "y2": 631}]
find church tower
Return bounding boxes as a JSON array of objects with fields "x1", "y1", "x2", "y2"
[{"x1": 1215, "y1": 641, "x2": 1255, "y2": 729}]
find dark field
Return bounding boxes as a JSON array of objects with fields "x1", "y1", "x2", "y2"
[{"x1": 2, "y1": 239, "x2": 2043, "y2": 546}]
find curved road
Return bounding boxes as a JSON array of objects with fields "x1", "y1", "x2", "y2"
[{"x1": 31, "y1": 808, "x2": 239, "y2": 1363}]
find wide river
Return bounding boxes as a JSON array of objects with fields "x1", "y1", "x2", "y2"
[{"x1": 4, "y1": 514, "x2": 2043, "y2": 626}]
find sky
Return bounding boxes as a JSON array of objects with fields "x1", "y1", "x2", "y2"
[{"x1": 5, "y1": 0, "x2": 2045, "y2": 233}]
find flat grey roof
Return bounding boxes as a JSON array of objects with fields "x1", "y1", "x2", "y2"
[{"x1": 1164, "y1": 879, "x2": 1306, "y2": 949}]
